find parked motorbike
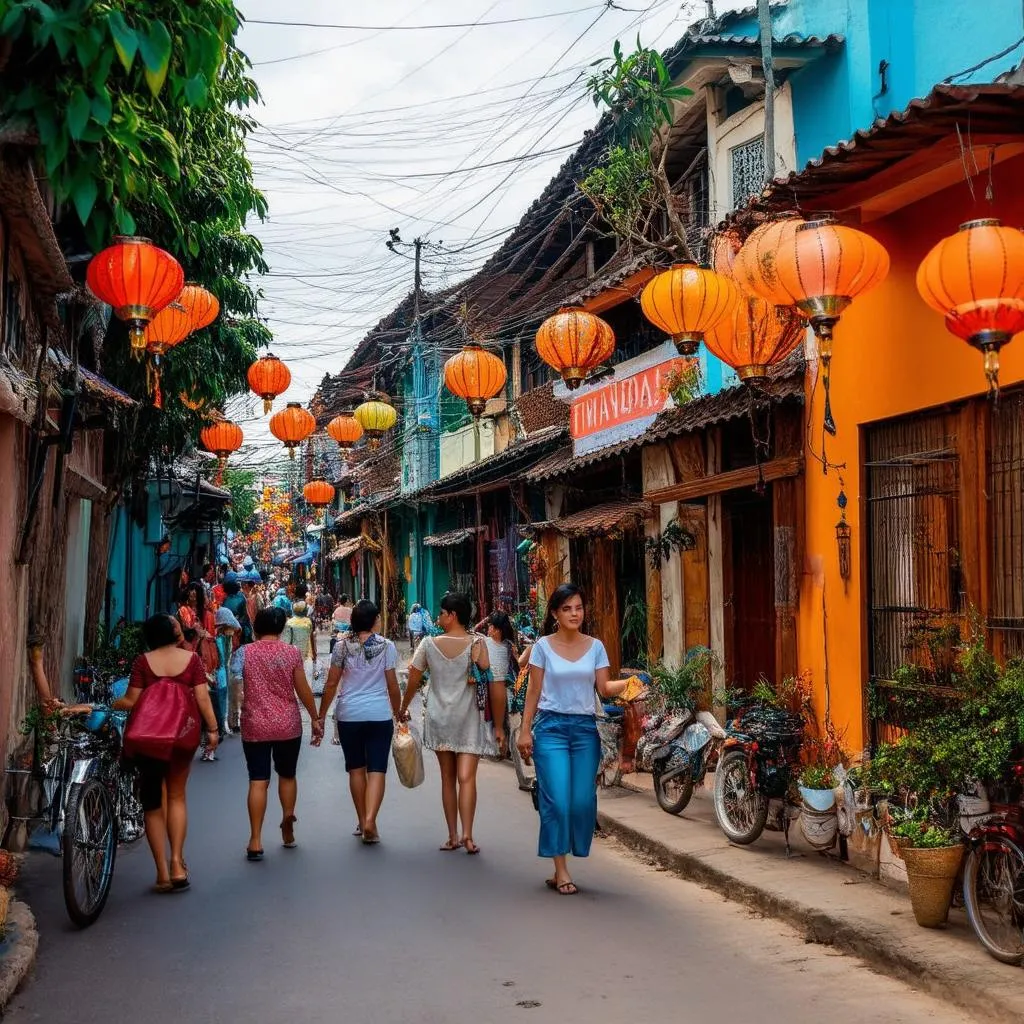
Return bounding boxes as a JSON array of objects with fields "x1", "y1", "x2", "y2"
[
  {"x1": 713, "y1": 702, "x2": 805, "y2": 849},
  {"x1": 637, "y1": 709, "x2": 726, "y2": 815}
]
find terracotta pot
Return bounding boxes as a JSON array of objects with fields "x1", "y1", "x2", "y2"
[{"x1": 901, "y1": 845, "x2": 964, "y2": 928}]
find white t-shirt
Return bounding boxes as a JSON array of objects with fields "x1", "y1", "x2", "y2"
[
  {"x1": 529, "y1": 636, "x2": 610, "y2": 717},
  {"x1": 484, "y1": 637, "x2": 510, "y2": 682},
  {"x1": 331, "y1": 635, "x2": 397, "y2": 722}
]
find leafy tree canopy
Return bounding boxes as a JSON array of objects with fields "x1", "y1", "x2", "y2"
[{"x1": 221, "y1": 467, "x2": 259, "y2": 534}]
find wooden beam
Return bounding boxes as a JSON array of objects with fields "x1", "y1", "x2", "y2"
[
  {"x1": 680, "y1": 503, "x2": 709, "y2": 675},
  {"x1": 773, "y1": 477, "x2": 799, "y2": 683},
  {"x1": 582, "y1": 267, "x2": 657, "y2": 315},
  {"x1": 645, "y1": 455, "x2": 804, "y2": 505},
  {"x1": 641, "y1": 446, "x2": 672, "y2": 666},
  {"x1": 707, "y1": 428, "x2": 726, "y2": 705},
  {"x1": 591, "y1": 537, "x2": 621, "y2": 678}
]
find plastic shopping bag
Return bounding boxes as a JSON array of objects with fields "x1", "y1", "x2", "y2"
[{"x1": 392, "y1": 722, "x2": 425, "y2": 789}]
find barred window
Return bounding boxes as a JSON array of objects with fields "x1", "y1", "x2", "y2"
[
  {"x1": 730, "y1": 137, "x2": 766, "y2": 210},
  {"x1": 990, "y1": 391, "x2": 1024, "y2": 659}
]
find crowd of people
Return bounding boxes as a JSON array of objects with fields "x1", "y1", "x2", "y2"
[{"x1": 75, "y1": 561, "x2": 625, "y2": 898}]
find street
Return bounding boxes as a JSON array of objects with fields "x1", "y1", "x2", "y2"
[{"x1": 8, "y1": 716, "x2": 978, "y2": 1024}]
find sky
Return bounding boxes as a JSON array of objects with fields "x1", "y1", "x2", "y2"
[{"x1": 232, "y1": 0, "x2": 747, "y2": 468}]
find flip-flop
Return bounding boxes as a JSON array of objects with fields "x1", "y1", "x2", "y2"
[
  {"x1": 170, "y1": 876, "x2": 190, "y2": 891},
  {"x1": 352, "y1": 826, "x2": 364, "y2": 837},
  {"x1": 151, "y1": 881, "x2": 174, "y2": 894},
  {"x1": 281, "y1": 815, "x2": 297, "y2": 849},
  {"x1": 463, "y1": 839, "x2": 481, "y2": 855},
  {"x1": 545, "y1": 878, "x2": 578, "y2": 895},
  {"x1": 246, "y1": 848, "x2": 264, "y2": 862},
  {"x1": 439, "y1": 838, "x2": 461, "y2": 851},
  {"x1": 361, "y1": 833, "x2": 380, "y2": 845}
]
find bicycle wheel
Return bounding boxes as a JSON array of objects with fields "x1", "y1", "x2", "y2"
[
  {"x1": 62, "y1": 778, "x2": 117, "y2": 928},
  {"x1": 963, "y1": 835, "x2": 1024, "y2": 964}
]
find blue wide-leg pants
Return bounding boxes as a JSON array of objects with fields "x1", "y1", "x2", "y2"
[{"x1": 532, "y1": 711, "x2": 601, "y2": 858}]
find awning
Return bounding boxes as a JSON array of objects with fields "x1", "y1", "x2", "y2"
[
  {"x1": 524, "y1": 500, "x2": 652, "y2": 540},
  {"x1": 423, "y1": 526, "x2": 486, "y2": 548},
  {"x1": 329, "y1": 534, "x2": 380, "y2": 562}
]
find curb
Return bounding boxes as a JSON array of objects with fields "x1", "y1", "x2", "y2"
[
  {"x1": 0, "y1": 900, "x2": 38, "y2": 1012},
  {"x1": 597, "y1": 809, "x2": 1018, "y2": 1024}
]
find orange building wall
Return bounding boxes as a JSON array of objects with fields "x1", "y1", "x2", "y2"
[{"x1": 796, "y1": 156, "x2": 1024, "y2": 751}]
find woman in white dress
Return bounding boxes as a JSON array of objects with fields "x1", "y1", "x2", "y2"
[{"x1": 400, "y1": 593, "x2": 505, "y2": 854}]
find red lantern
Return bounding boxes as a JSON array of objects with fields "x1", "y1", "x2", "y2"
[
  {"x1": 200, "y1": 419, "x2": 243, "y2": 483},
  {"x1": 86, "y1": 236, "x2": 184, "y2": 358},
  {"x1": 247, "y1": 354, "x2": 292, "y2": 414},
  {"x1": 270, "y1": 402, "x2": 316, "y2": 459},
  {"x1": 917, "y1": 218, "x2": 1024, "y2": 393},
  {"x1": 326, "y1": 413, "x2": 364, "y2": 448},
  {"x1": 443, "y1": 342, "x2": 507, "y2": 417},
  {"x1": 534, "y1": 308, "x2": 615, "y2": 389},
  {"x1": 303, "y1": 479, "x2": 335, "y2": 507},
  {"x1": 177, "y1": 283, "x2": 219, "y2": 333}
]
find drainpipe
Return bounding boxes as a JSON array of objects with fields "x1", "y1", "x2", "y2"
[{"x1": 758, "y1": 0, "x2": 776, "y2": 182}]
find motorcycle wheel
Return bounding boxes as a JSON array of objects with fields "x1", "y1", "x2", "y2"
[
  {"x1": 713, "y1": 749, "x2": 769, "y2": 845},
  {"x1": 654, "y1": 769, "x2": 694, "y2": 815},
  {"x1": 963, "y1": 834, "x2": 1024, "y2": 964}
]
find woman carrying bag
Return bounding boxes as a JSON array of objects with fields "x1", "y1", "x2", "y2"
[
  {"x1": 114, "y1": 614, "x2": 220, "y2": 893},
  {"x1": 517, "y1": 584, "x2": 627, "y2": 895}
]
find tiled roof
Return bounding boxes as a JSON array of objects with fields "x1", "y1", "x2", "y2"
[
  {"x1": 329, "y1": 535, "x2": 374, "y2": 561},
  {"x1": 423, "y1": 526, "x2": 486, "y2": 548},
  {"x1": 334, "y1": 485, "x2": 400, "y2": 529},
  {"x1": 513, "y1": 382, "x2": 569, "y2": 434},
  {"x1": 522, "y1": 361, "x2": 804, "y2": 483},
  {"x1": 525, "y1": 500, "x2": 652, "y2": 539}
]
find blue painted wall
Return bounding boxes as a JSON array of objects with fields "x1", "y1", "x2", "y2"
[{"x1": 723, "y1": 0, "x2": 1024, "y2": 164}]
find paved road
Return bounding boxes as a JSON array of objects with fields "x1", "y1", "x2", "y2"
[{"x1": 8, "y1": 713, "x2": 979, "y2": 1024}]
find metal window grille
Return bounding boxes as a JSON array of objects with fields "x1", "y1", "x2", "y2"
[
  {"x1": 866, "y1": 412, "x2": 961, "y2": 686},
  {"x1": 990, "y1": 391, "x2": 1024, "y2": 658},
  {"x1": 730, "y1": 137, "x2": 765, "y2": 210}
]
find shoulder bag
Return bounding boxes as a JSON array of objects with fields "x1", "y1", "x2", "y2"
[{"x1": 123, "y1": 676, "x2": 201, "y2": 761}]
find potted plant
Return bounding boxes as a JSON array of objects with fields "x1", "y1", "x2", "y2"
[
  {"x1": 798, "y1": 763, "x2": 837, "y2": 812},
  {"x1": 890, "y1": 811, "x2": 964, "y2": 927}
]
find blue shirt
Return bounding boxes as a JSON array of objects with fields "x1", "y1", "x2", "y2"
[
  {"x1": 529, "y1": 636, "x2": 610, "y2": 717},
  {"x1": 408, "y1": 609, "x2": 432, "y2": 633},
  {"x1": 273, "y1": 594, "x2": 293, "y2": 616}
]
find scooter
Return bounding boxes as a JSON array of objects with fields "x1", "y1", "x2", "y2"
[{"x1": 645, "y1": 710, "x2": 727, "y2": 815}]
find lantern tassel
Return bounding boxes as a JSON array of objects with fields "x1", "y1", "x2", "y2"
[
  {"x1": 264, "y1": 397, "x2": 272, "y2": 415},
  {"x1": 822, "y1": 365, "x2": 837, "y2": 437},
  {"x1": 153, "y1": 373, "x2": 163, "y2": 411}
]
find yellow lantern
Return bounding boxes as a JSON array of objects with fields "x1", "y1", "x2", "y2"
[{"x1": 354, "y1": 392, "x2": 397, "y2": 449}]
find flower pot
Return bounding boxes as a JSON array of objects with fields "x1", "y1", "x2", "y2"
[
  {"x1": 800, "y1": 807, "x2": 838, "y2": 850},
  {"x1": 799, "y1": 786, "x2": 836, "y2": 812},
  {"x1": 901, "y1": 845, "x2": 964, "y2": 928}
]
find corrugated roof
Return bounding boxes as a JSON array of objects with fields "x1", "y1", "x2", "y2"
[
  {"x1": 522, "y1": 361, "x2": 804, "y2": 483},
  {"x1": 423, "y1": 526, "x2": 486, "y2": 548},
  {"x1": 683, "y1": 32, "x2": 843, "y2": 51},
  {"x1": 329, "y1": 535, "x2": 374, "y2": 561},
  {"x1": 525, "y1": 500, "x2": 652, "y2": 539}
]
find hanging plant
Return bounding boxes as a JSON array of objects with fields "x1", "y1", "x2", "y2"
[{"x1": 645, "y1": 518, "x2": 696, "y2": 569}]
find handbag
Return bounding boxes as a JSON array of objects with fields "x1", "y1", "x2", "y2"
[
  {"x1": 123, "y1": 676, "x2": 201, "y2": 761},
  {"x1": 392, "y1": 722, "x2": 425, "y2": 789},
  {"x1": 199, "y1": 636, "x2": 219, "y2": 676},
  {"x1": 467, "y1": 641, "x2": 495, "y2": 721}
]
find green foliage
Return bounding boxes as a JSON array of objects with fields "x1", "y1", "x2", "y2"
[
  {"x1": 91, "y1": 620, "x2": 145, "y2": 675},
  {"x1": 580, "y1": 145, "x2": 654, "y2": 240},
  {"x1": 799, "y1": 764, "x2": 835, "y2": 790},
  {"x1": 889, "y1": 806, "x2": 959, "y2": 849},
  {"x1": 221, "y1": 468, "x2": 259, "y2": 534},
  {"x1": 620, "y1": 586, "x2": 648, "y2": 670},
  {"x1": 645, "y1": 517, "x2": 696, "y2": 570},
  {"x1": 650, "y1": 646, "x2": 717, "y2": 713}
]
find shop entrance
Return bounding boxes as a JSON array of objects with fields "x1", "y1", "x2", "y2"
[{"x1": 725, "y1": 488, "x2": 776, "y2": 689}]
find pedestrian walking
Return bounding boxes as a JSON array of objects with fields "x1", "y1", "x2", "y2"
[
  {"x1": 399, "y1": 592, "x2": 505, "y2": 854},
  {"x1": 330, "y1": 594, "x2": 353, "y2": 654},
  {"x1": 517, "y1": 584, "x2": 626, "y2": 895},
  {"x1": 237, "y1": 607, "x2": 324, "y2": 860},
  {"x1": 283, "y1": 600, "x2": 318, "y2": 689},
  {"x1": 314, "y1": 600, "x2": 401, "y2": 844},
  {"x1": 209, "y1": 607, "x2": 239, "y2": 746},
  {"x1": 112, "y1": 614, "x2": 220, "y2": 893},
  {"x1": 406, "y1": 602, "x2": 433, "y2": 652}
]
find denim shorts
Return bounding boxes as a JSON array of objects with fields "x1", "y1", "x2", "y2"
[
  {"x1": 336, "y1": 719, "x2": 394, "y2": 774},
  {"x1": 242, "y1": 736, "x2": 302, "y2": 781}
]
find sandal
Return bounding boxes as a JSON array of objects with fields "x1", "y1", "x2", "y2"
[
  {"x1": 151, "y1": 881, "x2": 174, "y2": 894},
  {"x1": 170, "y1": 875, "x2": 191, "y2": 891},
  {"x1": 361, "y1": 832, "x2": 380, "y2": 845},
  {"x1": 246, "y1": 848, "x2": 264, "y2": 862},
  {"x1": 352, "y1": 825, "x2": 364, "y2": 837},
  {"x1": 439, "y1": 838, "x2": 461, "y2": 851},
  {"x1": 463, "y1": 839, "x2": 481, "y2": 856},
  {"x1": 545, "y1": 878, "x2": 579, "y2": 895},
  {"x1": 281, "y1": 815, "x2": 297, "y2": 849}
]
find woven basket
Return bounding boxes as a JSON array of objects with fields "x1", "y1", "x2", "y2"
[
  {"x1": 901, "y1": 845, "x2": 964, "y2": 928},
  {"x1": 886, "y1": 832, "x2": 911, "y2": 860},
  {"x1": 0, "y1": 886, "x2": 11, "y2": 932}
]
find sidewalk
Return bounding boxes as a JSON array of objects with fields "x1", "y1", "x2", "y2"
[{"x1": 597, "y1": 773, "x2": 1024, "y2": 1023}]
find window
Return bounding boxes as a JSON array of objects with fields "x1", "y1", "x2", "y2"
[
  {"x1": 990, "y1": 391, "x2": 1024, "y2": 658},
  {"x1": 730, "y1": 137, "x2": 766, "y2": 210}
]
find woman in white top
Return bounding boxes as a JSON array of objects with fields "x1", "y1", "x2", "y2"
[
  {"x1": 519, "y1": 584, "x2": 626, "y2": 895},
  {"x1": 315, "y1": 600, "x2": 401, "y2": 844},
  {"x1": 400, "y1": 592, "x2": 504, "y2": 854}
]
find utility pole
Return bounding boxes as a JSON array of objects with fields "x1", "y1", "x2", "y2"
[{"x1": 758, "y1": 0, "x2": 776, "y2": 183}]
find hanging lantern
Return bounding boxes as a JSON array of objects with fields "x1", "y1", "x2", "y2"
[
  {"x1": 534, "y1": 307, "x2": 615, "y2": 389},
  {"x1": 85, "y1": 236, "x2": 184, "y2": 358},
  {"x1": 443, "y1": 342, "x2": 507, "y2": 417},
  {"x1": 326, "y1": 413, "x2": 364, "y2": 449},
  {"x1": 773, "y1": 217, "x2": 889, "y2": 435},
  {"x1": 303, "y1": 479, "x2": 335, "y2": 508},
  {"x1": 200, "y1": 419, "x2": 243, "y2": 483},
  {"x1": 269, "y1": 401, "x2": 316, "y2": 459},
  {"x1": 247, "y1": 353, "x2": 292, "y2": 414},
  {"x1": 141, "y1": 300, "x2": 190, "y2": 409},
  {"x1": 916, "y1": 218, "x2": 1024, "y2": 394},
  {"x1": 639, "y1": 264, "x2": 739, "y2": 356},
  {"x1": 354, "y1": 392, "x2": 398, "y2": 449},
  {"x1": 176, "y1": 283, "x2": 220, "y2": 333},
  {"x1": 710, "y1": 229, "x2": 743, "y2": 279},
  {"x1": 732, "y1": 214, "x2": 805, "y2": 307},
  {"x1": 704, "y1": 295, "x2": 806, "y2": 383}
]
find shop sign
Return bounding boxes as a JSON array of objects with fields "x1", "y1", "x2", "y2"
[{"x1": 566, "y1": 344, "x2": 691, "y2": 456}]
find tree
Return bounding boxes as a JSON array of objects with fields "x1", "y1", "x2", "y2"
[
  {"x1": 581, "y1": 39, "x2": 694, "y2": 258},
  {"x1": 221, "y1": 468, "x2": 259, "y2": 534},
  {"x1": 0, "y1": 0, "x2": 269, "y2": 478}
]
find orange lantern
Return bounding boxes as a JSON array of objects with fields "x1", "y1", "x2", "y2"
[
  {"x1": 200, "y1": 419, "x2": 243, "y2": 483},
  {"x1": 326, "y1": 413, "x2": 364, "y2": 448},
  {"x1": 773, "y1": 217, "x2": 889, "y2": 435},
  {"x1": 534, "y1": 307, "x2": 615, "y2": 389},
  {"x1": 732, "y1": 214, "x2": 804, "y2": 307},
  {"x1": 247, "y1": 353, "x2": 292, "y2": 414},
  {"x1": 177, "y1": 283, "x2": 219, "y2": 333},
  {"x1": 86, "y1": 236, "x2": 184, "y2": 358},
  {"x1": 704, "y1": 295, "x2": 806, "y2": 383},
  {"x1": 640, "y1": 264, "x2": 739, "y2": 356},
  {"x1": 270, "y1": 401, "x2": 316, "y2": 459},
  {"x1": 303, "y1": 479, "x2": 335, "y2": 508},
  {"x1": 916, "y1": 218, "x2": 1024, "y2": 393},
  {"x1": 443, "y1": 342, "x2": 507, "y2": 417},
  {"x1": 710, "y1": 229, "x2": 742, "y2": 279}
]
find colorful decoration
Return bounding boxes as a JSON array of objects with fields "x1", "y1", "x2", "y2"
[
  {"x1": 916, "y1": 218, "x2": 1024, "y2": 394},
  {"x1": 85, "y1": 236, "x2": 183, "y2": 358},
  {"x1": 773, "y1": 217, "x2": 889, "y2": 434},
  {"x1": 247, "y1": 353, "x2": 292, "y2": 414},
  {"x1": 180, "y1": 389, "x2": 207, "y2": 413},
  {"x1": 732, "y1": 214, "x2": 805, "y2": 307},
  {"x1": 326, "y1": 413, "x2": 364, "y2": 449},
  {"x1": 443, "y1": 342, "x2": 507, "y2": 417},
  {"x1": 534, "y1": 307, "x2": 615, "y2": 389},
  {"x1": 302, "y1": 479, "x2": 335, "y2": 507},
  {"x1": 269, "y1": 401, "x2": 316, "y2": 459},
  {"x1": 200, "y1": 418, "x2": 243, "y2": 482},
  {"x1": 354, "y1": 392, "x2": 398, "y2": 449},
  {"x1": 176, "y1": 283, "x2": 220, "y2": 333},
  {"x1": 703, "y1": 295, "x2": 805, "y2": 383},
  {"x1": 639, "y1": 264, "x2": 739, "y2": 356}
]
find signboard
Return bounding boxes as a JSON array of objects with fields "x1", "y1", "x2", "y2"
[{"x1": 564, "y1": 343, "x2": 693, "y2": 456}]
